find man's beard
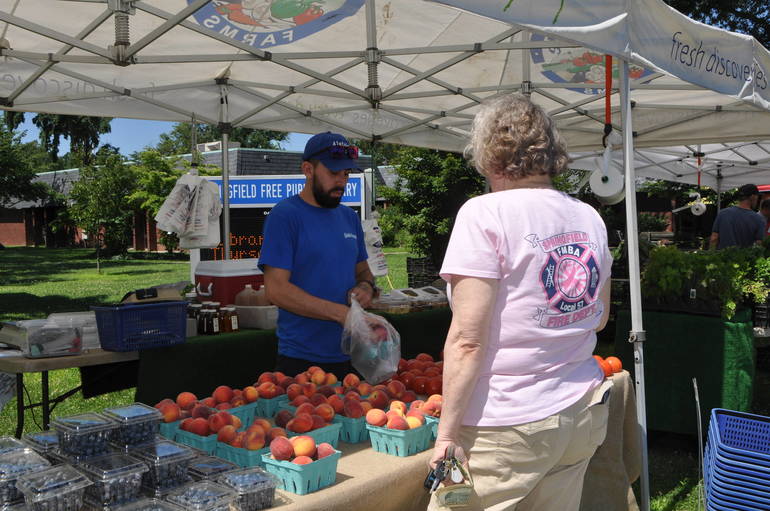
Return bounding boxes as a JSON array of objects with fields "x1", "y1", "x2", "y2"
[{"x1": 313, "y1": 178, "x2": 344, "y2": 208}]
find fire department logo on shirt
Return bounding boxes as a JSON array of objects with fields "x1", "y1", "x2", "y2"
[{"x1": 526, "y1": 231, "x2": 602, "y2": 329}]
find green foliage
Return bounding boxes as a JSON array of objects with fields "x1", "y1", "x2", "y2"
[
  {"x1": 68, "y1": 155, "x2": 137, "y2": 259},
  {"x1": 29, "y1": 114, "x2": 112, "y2": 164},
  {"x1": 154, "y1": 123, "x2": 288, "y2": 156},
  {"x1": 0, "y1": 123, "x2": 49, "y2": 207},
  {"x1": 642, "y1": 245, "x2": 770, "y2": 318},
  {"x1": 376, "y1": 203, "x2": 411, "y2": 247},
  {"x1": 351, "y1": 140, "x2": 402, "y2": 165},
  {"x1": 665, "y1": 0, "x2": 769, "y2": 47},
  {"x1": 379, "y1": 147, "x2": 486, "y2": 268},
  {"x1": 638, "y1": 212, "x2": 669, "y2": 232}
]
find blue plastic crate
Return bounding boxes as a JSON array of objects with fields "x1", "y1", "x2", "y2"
[
  {"x1": 709, "y1": 416, "x2": 770, "y2": 468},
  {"x1": 707, "y1": 492, "x2": 760, "y2": 511},
  {"x1": 331, "y1": 415, "x2": 368, "y2": 443},
  {"x1": 92, "y1": 301, "x2": 187, "y2": 352},
  {"x1": 216, "y1": 442, "x2": 270, "y2": 469},
  {"x1": 262, "y1": 450, "x2": 341, "y2": 495},
  {"x1": 712, "y1": 471, "x2": 770, "y2": 501},
  {"x1": 708, "y1": 483, "x2": 770, "y2": 510},
  {"x1": 366, "y1": 424, "x2": 432, "y2": 457},
  {"x1": 712, "y1": 409, "x2": 770, "y2": 458}
]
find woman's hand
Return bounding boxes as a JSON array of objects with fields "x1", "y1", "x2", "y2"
[{"x1": 429, "y1": 438, "x2": 469, "y2": 485}]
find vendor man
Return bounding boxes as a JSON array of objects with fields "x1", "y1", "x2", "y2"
[
  {"x1": 759, "y1": 198, "x2": 770, "y2": 237},
  {"x1": 259, "y1": 132, "x2": 377, "y2": 378},
  {"x1": 710, "y1": 184, "x2": 765, "y2": 249}
]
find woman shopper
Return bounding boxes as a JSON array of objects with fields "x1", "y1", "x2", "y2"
[{"x1": 428, "y1": 94, "x2": 614, "y2": 511}]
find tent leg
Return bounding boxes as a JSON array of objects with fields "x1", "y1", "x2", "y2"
[
  {"x1": 220, "y1": 84, "x2": 231, "y2": 260},
  {"x1": 620, "y1": 59, "x2": 650, "y2": 511}
]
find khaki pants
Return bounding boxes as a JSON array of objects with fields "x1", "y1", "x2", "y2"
[{"x1": 429, "y1": 379, "x2": 613, "y2": 511}]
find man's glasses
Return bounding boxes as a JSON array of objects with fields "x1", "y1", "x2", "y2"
[{"x1": 310, "y1": 145, "x2": 359, "y2": 160}]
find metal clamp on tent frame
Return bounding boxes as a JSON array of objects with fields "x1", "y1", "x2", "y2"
[{"x1": 629, "y1": 330, "x2": 646, "y2": 343}]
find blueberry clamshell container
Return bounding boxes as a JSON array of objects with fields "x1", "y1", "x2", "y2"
[
  {"x1": 163, "y1": 480, "x2": 238, "y2": 511},
  {"x1": 52, "y1": 412, "x2": 117, "y2": 457},
  {"x1": 15, "y1": 464, "x2": 92, "y2": 511},
  {"x1": 102, "y1": 403, "x2": 162, "y2": 448},
  {"x1": 23, "y1": 431, "x2": 59, "y2": 459},
  {"x1": 0, "y1": 448, "x2": 51, "y2": 507},
  {"x1": 187, "y1": 455, "x2": 238, "y2": 481},
  {"x1": 129, "y1": 439, "x2": 195, "y2": 491},
  {"x1": 78, "y1": 452, "x2": 149, "y2": 508},
  {"x1": 111, "y1": 497, "x2": 184, "y2": 511},
  {"x1": 216, "y1": 467, "x2": 277, "y2": 511},
  {"x1": 0, "y1": 436, "x2": 28, "y2": 456}
]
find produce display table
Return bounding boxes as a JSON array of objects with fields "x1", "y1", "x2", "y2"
[
  {"x1": 614, "y1": 308, "x2": 755, "y2": 435},
  {"x1": 135, "y1": 308, "x2": 452, "y2": 405},
  {"x1": 0, "y1": 349, "x2": 138, "y2": 437}
]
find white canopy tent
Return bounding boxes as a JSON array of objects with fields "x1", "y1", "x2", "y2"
[{"x1": 3, "y1": 1, "x2": 770, "y2": 509}]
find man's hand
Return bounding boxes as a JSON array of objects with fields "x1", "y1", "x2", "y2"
[{"x1": 348, "y1": 281, "x2": 375, "y2": 308}]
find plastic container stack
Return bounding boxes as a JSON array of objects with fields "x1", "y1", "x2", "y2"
[
  {"x1": 79, "y1": 452, "x2": 149, "y2": 508},
  {"x1": 113, "y1": 498, "x2": 184, "y2": 511},
  {"x1": 0, "y1": 437, "x2": 27, "y2": 456},
  {"x1": 22, "y1": 432, "x2": 59, "y2": 463},
  {"x1": 15, "y1": 464, "x2": 92, "y2": 511},
  {"x1": 0, "y1": 448, "x2": 51, "y2": 508},
  {"x1": 704, "y1": 408, "x2": 770, "y2": 510},
  {"x1": 51, "y1": 412, "x2": 117, "y2": 459},
  {"x1": 217, "y1": 467, "x2": 277, "y2": 511},
  {"x1": 187, "y1": 455, "x2": 239, "y2": 481},
  {"x1": 164, "y1": 480, "x2": 238, "y2": 511},
  {"x1": 102, "y1": 403, "x2": 162, "y2": 450},
  {"x1": 130, "y1": 439, "x2": 195, "y2": 496}
]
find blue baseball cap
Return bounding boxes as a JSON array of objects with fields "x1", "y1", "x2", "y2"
[{"x1": 302, "y1": 131, "x2": 359, "y2": 172}]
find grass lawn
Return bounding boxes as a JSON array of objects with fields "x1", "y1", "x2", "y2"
[{"x1": 0, "y1": 247, "x2": 712, "y2": 510}]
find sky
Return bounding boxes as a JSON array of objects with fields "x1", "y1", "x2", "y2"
[{"x1": 17, "y1": 117, "x2": 313, "y2": 155}]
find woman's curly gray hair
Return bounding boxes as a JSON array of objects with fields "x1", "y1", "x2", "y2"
[{"x1": 466, "y1": 94, "x2": 570, "y2": 179}]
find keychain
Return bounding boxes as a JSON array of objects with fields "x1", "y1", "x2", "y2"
[{"x1": 433, "y1": 446, "x2": 474, "y2": 508}]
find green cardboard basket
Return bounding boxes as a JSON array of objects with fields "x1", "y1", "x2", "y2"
[
  {"x1": 366, "y1": 423, "x2": 432, "y2": 457},
  {"x1": 159, "y1": 420, "x2": 181, "y2": 441},
  {"x1": 255, "y1": 395, "x2": 289, "y2": 418},
  {"x1": 216, "y1": 441, "x2": 270, "y2": 468},
  {"x1": 331, "y1": 415, "x2": 369, "y2": 443},
  {"x1": 262, "y1": 450, "x2": 341, "y2": 495},
  {"x1": 287, "y1": 422, "x2": 341, "y2": 449},
  {"x1": 425, "y1": 416, "x2": 439, "y2": 440},
  {"x1": 175, "y1": 429, "x2": 217, "y2": 454}
]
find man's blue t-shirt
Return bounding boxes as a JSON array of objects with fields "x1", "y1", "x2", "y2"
[
  {"x1": 712, "y1": 206, "x2": 766, "y2": 249},
  {"x1": 259, "y1": 195, "x2": 368, "y2": 362}
]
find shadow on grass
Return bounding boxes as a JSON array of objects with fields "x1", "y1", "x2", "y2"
[
  {"x1": 0, "y1": 292, "x2": 113, "y2": 320},
  {"x1": 635, "y1": 430, "x2": 701, "y2": 511}
]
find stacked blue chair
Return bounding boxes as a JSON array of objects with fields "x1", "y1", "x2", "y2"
[{"x1": 704, "y1": 409, "x2": 770, "y2": 510}]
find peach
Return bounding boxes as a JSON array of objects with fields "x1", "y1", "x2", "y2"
[
  {"x1": 315, "y1": 403, "x2": 335, "y2": 422},
  {"x1": 427, "y1": 394, "x2": 443, "y2": 404},
  {"x1": 307, "y1": 366, "x2": 323, "y2": 375},
  {"x1": 317, "y1": 442, "x2": 335, "y2": 459},
  {"x1": 215, "y1": 402, "x2": 233, "y2": 410},
  {"x1": 213, "y1": 385, "x2": 234, "y2": 404},
  {"x1": 286, "y1": 384, "x2": 303, "y2": 401},
  {"x1": 208, "y1": 411, "x2": 232, "y2": 433},
  {"x1": 406, "y1": 408, "x2": 426, "y2": 420},
  {"x1": 233, "y1": 389, "x2": 243, "y2": 398},
  {"x1": 387, "y1": 415, "x2": 409, "y2": 430},
  {"x1": 310, "y1": 370, "x2": 327, "y2": 386},
  {"x1": 398, "y1": 358, "x2": 408, "y2": 372},
  {"x1": 243, "y1": 429, "x2": 266, "y2": 450},
  {"x1": 366, "y1": 409, "x2": 387, "y2": 427},
  {"x1": 286, "y1": 413, "x2": 313, "y2": 433},
  {"x1": 342, "y1": 373, "x2": 360, "y2": 389},
  {"x1": 274, "y1": 386, "x2": 286, "y2": 396},
  {"x1": 308, "y1": 394, "x2": 326, "y2": 407},
  {"x1": 291, "y1": 395, "x2": 311, "y2": 407},
  {"x1": 295, "y1": 403, "x2": 316, "y2": 417},
  {"x1": 301, "y1": 383, "x2": 317, "y2": 398},
  {"x1": 201, "y1": 397, "x2": 217, "y2": 408},
  {"x1": 311, "y1": 414, "x2": 326, "y2": 430},
  {"x1": 230, "y1": 396, "x2": 246, "y2": 408},
  {"x1": 401, "y1": 390, "x2": 417, "y2": 403},
  {"x1": 409, "y1": 400, "x2": 425, "y2": 411},
  {"x1": 292, "y1": 456, "x2": 313, "y2": 465},
  {"x1": 357, "y1": 382, "x2": 374, "y2": 396},
  {"x1": 270, "y1": 436, "x2": 294, "y2": 461},
  {"x1": 189, "y1": 417, "x2": 210, "y2": 436},
  {"x1": 324, "y1": 373, "x2": 338, "y2": 386},
  {"x1": 295, "y1": 373, "x2": 309, "y2": 384},
  {"x1": 386, "y1": 381, "x2": 406, "y2": 399},
  {"x1": 317, "y1": 385, "x2": 336, "y2": 397},
  {"x1": 416, "y1": 353, "x2": 434, "y2": 362},
  {"x1": 360, "y1": 402, "x2": 372, "y2": 413},
  {"x1": 258, "y1": 382, "x2": 278, "y2": 399},
  {"x1": 389, "y1": 400, "x2": 407, "y2": 416},
  {"x1": 257, "y1": 372, "x2": 276, "y2": 384},
  {"x1": 385, "y1": 410, "x2": 403, "y2": 422},
  {"x1": 344, "y1": 391, "x2": 361, "y2": 402},
  {"x1": 274, "y1": 371, "x2": 286, "y2": 380},
  {"x1": 343, "y1": 399, "x2": 365, "y2": 419},
  {"x1": 333, "y1": 387, "x2": 345, "y2": 395},
  {"x1": 176, "y1": 392, "x2": 198, "y2": 410},
  {"x1": 251, "y1": 418, "x2": 272, "y2": 435},
  {"x1": 243, "y1": 386, "x2": 259, "y2": 403},
  {"x1": 217, "y1": 424, "x2": 237, "y2": 444},
  {"x1": 290, "y1": 435, "x2": 317, "y2": 458},
  {"x1": 327, "y1": 395, "x2": 344, "y2": 414},
  {"x1": 267, "y1": 427, "x2": 287, "y2": 443},
  {"x1": 274, "y1": 410, "x2": 294, "y2": 428},
  {"x1": 231, "y1": 431, "x2": 247, "y2": 448},
  {"x1": 278, "y1": 376, "x2": 296, "y2": 389},
  {"x1": 230, "y1": 415, "x2": 242, "y2": 430},
  {"x1": 159, "y1": 403, "x2": 181, "y2": 423},
  {"x1": 367, "y1": 390, "x2": 389, "y2": 410},
  {"x1": 422, "y1": 401, "x2": 441, "y2": 418},
  {"x1": 154, "y1": 398, "x2": 174, "y2": 409},
  {"x1": 179, "y1": 409, "x2": 191, "y2": 419},
  {"x1": 406, "y1": 415, "x2": 425, "y2": 429},
  {"x1": 424, "y1": 367, "x2": 441, "y2": 378},
  {"x1": 180, "y1": 418, "x2": 194, "y2": 432}
]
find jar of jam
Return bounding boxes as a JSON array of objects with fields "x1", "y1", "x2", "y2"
[
  {"x1": 219, "y1": 308, "x2": 232, "y2": 333},
  {"x1": 226, "y1": 307, "x2": 239, "y2": 333},
  {"x1": 187, "y1": 303, "x2": 202, "y2": 320}
]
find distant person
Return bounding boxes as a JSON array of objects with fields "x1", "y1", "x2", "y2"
[
  {"x1": 709, "y1": 184, "x2": 765, "y2": 249},
  {"x1": 759, "y1": 198, "x2": 770, "y2": 237}
]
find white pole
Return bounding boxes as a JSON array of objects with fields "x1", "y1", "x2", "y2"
[
  {"x1": 621, "y1": 59, "x2": 650, "y2": 511},
  {"x1": 220, "y1": 83, "x2": 231, "y2": 260}
]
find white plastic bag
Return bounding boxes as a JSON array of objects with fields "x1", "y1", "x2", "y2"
[
  {"x1": 362, "y1": 218, "x2": 389, "y2": 277},
  {"x1": 341, "y1": 297, "x2": 401, "y2": 384},
  {"x1": 155, "y1": 173, "x2": 200, "y2": 233}
]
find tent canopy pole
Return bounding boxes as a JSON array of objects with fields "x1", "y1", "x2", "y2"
[
  {"x1": 219, "y1": 81, "x2": 231, "y2": 260},
  {"x1": 621, "y1": 58, "x2": 650, "y2": 511}
]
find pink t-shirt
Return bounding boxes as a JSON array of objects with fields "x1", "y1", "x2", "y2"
[{"x1": 440, "y1": 189, "x2": 612, "y2": 427}]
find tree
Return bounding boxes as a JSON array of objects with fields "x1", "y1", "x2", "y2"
[
  {"x1": 665, "y1": 1, "x2": 769, "y2": 47},
  {"x1": 155, "y1": 123, "x2": 289, "y2": 155},
  {"x1": 351, "y1": 139, "x2": 403, "y2": 165},
  {"x1": 0, "y1": 122, "x2": 49, "y2": 208},
  {"x1": 69, "y1": 154, "x2": 136, "y2": 268},
  {"x1": 380, "y1": 147, "x2": 486, "y2": 268}
]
